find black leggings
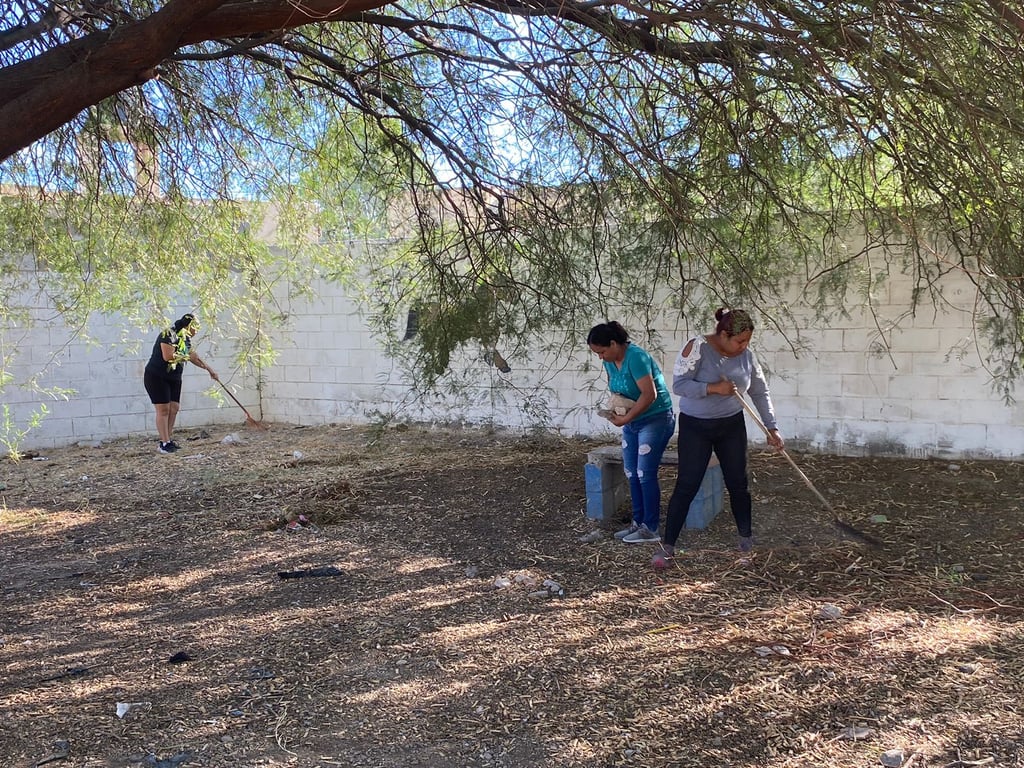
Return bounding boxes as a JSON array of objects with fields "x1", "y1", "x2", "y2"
[
  {"x1": 144, "y1": 372, "x2": 183, "y2": 405},
  {"x1": 663, "y1": 411, "x2": 751, "y2": 545}
]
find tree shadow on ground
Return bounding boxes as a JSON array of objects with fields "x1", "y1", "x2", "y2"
[{"x1": 0, "y1": 423, "x2": 1022, "y2": 767}]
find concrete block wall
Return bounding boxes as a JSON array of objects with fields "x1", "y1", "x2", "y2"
[
  {"x1": 1, "y1": 287, "x2": 254, "y2": 450},
  {"x1": 253, "y1": 262, "x2": 1023, "y2": 458},
  {"x1": 4, "y1": 257, "x2": 1024, "y2": 458},
  {"x1": 754, "y1": 262, "x2": 1024, "y2": 458}
]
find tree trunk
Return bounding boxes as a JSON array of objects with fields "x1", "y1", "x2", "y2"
[{"x1": 0, "y1": 0, "x2": 394, "y2": 160}]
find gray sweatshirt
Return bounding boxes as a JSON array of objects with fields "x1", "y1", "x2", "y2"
[{"x1": 671, "y1": 336, "x2": 778, "y2": 431}]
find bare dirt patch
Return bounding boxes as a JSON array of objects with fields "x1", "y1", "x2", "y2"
[{"x1": 1, "y1": 422, "x2": 1023, "y2": 768}]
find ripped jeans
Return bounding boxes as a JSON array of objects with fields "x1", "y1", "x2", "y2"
[{"x1": 621, "y1": 409, "x2": 676, "y2": 533}]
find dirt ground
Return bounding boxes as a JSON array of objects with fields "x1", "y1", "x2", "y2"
[{"x1": 1, "y1": 421, "x2": 1023, "y2": 768}]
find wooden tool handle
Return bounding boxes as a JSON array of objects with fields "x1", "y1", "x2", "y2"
[{"x1": 733, "y1": 392, "x2": 837, "y2": 515}]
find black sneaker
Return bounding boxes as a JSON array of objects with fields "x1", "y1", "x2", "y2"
[
  {"x1": 167, "y1": 440, "x2": 182, "y2": 451},
  {"x1": 158, "y1": 441, "x2": 178, "y2": 454}
]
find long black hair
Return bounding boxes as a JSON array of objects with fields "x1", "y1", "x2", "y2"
[
  {"x1": 586, "y1": 321, "x2": 630, "y2": 346},
  {"x1": 172, "y1": 314, "x2": 196, "y2": 332}
]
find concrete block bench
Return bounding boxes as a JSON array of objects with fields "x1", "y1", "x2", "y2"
[{"x1": 584, "y1": 446, "x2": 724, "y2": 530}]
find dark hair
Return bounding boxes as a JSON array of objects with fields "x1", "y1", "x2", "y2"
[
  {"x1": 587, "y1": 321, "x2": 630, "y2": 347},
  {"x1": 172, "y1": 313, "x2": 196, "y2": 332},
  {"x1": 714, "y1": 308, "x2": 754, "y2": 336}
]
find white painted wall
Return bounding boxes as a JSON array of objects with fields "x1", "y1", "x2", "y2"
[
  {"x1": 0, "y1": 283, "x2": 253, "y2": 451},
  {"x1": 4, "y1": 256, "x2": 1023, "y2": 458}
]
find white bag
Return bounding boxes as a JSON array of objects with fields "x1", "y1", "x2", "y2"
[{"x1": 597, "y1": 393, "x2": 636, "y2": 419}]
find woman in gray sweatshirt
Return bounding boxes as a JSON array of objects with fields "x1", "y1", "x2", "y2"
[{"x1": 653, "y1": 308, "x2": 784, "y2": 569}]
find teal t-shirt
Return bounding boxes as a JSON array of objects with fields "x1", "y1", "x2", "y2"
[{"x1": 603, "y1": 343, "x2": 673, "y2": 419}]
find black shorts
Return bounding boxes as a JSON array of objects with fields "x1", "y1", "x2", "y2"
[{"x1": 144, "y1": 371, "x2": 183, "y2": 404}]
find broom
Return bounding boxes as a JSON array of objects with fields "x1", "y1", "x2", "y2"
[
  {"x1": 218, "y1": 381, "x2": 267, "y2": 429},
  {"x1": 734, "y1": 392, "x2": 882, "y2": 547}
]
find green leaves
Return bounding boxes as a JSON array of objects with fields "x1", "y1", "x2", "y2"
[{"x1": 5, "y1": 0, "x2": 1024, "y2": 395}]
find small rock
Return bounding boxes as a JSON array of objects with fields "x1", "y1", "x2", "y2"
[
  {"x1": 818, "y1": 604, "x2": 843, "y2": 620},
  {"x1": 577, "y1": 529, "x2": 605, "y2": 543},
  {"x1": 145, "y1": 752, "x2": 190, "y2": 768},
  {"x1": 464, "y1": 565, "x2": 479, "y2": 578},
  {"x1": 870, "y1": 514, "x2": 889, "y2": 523},
  {"x1": 493, "y1": 577, "x2": 512, "y2": 589},
  {"x1": 542, "y1": 579, "x2": 563, "y2": 594},
  {"x1": 947, "y1": 463, "x2": 961, "y2": 471},
  {"x1": 880, "y1": 748, "x2": 904, "y2": 767},
  {"x1": 514, "y1": 572, "x2": 539, "y2": 587},
  {"x1": 527, "y1": 590, "x2": 550, "y2": 599},
  {"x1": 957, "y1": 662, "x2": 978, "y2": 674}
]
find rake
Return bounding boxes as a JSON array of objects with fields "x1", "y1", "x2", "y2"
[
  {"x1": 218, "y1": 381, "x2": 267, "y2": 430},
  {"x1": 734, "y1": 392, "x2": 881, "y2": 547}
]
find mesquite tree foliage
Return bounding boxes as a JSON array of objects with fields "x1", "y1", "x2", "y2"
[{"x1": 2, "y1": 1, "x2": 1024, "y2": 392}]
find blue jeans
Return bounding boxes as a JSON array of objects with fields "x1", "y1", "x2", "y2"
[{"x1": 621, "y1": 409, "x2": 676, "y2": 532}]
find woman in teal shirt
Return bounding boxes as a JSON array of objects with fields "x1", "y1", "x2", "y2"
[{"x1": 587, "y1": 321, "x2": 676, "y2": 543}]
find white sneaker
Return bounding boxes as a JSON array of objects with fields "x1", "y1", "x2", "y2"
[
  {"x1": 622, "y1": 525, "x2": 660, "y2": 544},
  {"x1": 613, "y1": 522, "x2": 640, "y2": 540}
]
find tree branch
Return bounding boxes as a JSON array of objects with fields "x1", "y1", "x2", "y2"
[{"x1": 0, "y1": 0, "x2": 394, "y2": 160}]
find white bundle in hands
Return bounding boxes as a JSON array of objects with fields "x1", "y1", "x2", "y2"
[{"x1": 597, "y1": 393, "x2": 636, "y2": 419}]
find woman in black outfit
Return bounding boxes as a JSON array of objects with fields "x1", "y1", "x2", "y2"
[{"x1": 143, "y1": 313, "x2": 218, "y2": 453}]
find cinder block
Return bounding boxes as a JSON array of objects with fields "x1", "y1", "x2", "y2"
[
  {"x1": 584, "y1": 447, "x2": 724, "y2": 528},
  {"x1": 685, "y1": 462, "x2": 724, "y2": 530},
  {"x1": 584, "y1": 462, "x2": 628, "y2": 520}
]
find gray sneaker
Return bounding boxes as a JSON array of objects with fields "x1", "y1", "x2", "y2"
[
  {"x1": 622, "y1": 525, "x2": 660, "y2": 544},
  {"x1": 613, "y1": 522, "x2": 641, "y2": 540}
]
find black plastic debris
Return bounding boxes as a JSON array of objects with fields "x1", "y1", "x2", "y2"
[
  {"x1": 277, "y1": 565, "x2": 343, "y2": 580},
  {"x1": 144, "y1": 752, "x2": 190, "y2": 768}
]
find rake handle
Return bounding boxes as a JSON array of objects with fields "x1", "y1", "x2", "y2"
[
  {"x1": 732, "y1": 391, "x2": 837, "y2": 516},
  {"x1": 218, "y1": 381, "x2": 259, "y2": 422}
]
